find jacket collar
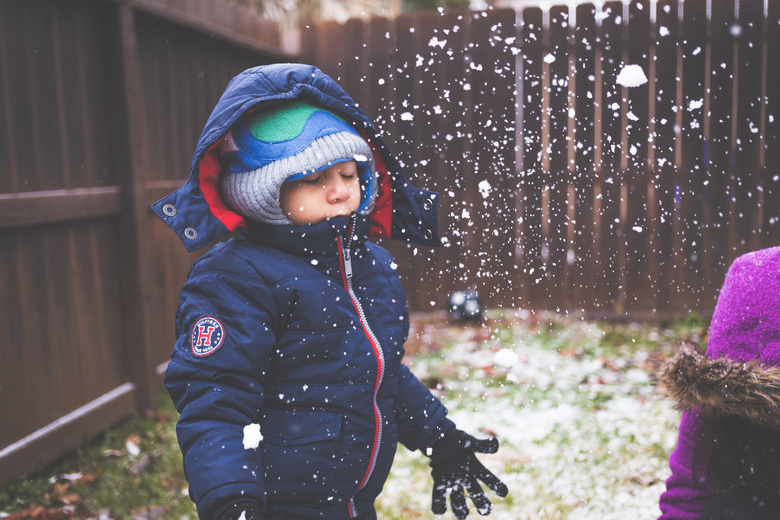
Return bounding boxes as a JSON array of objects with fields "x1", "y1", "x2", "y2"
[
  {"x1": 657, "y1": 341, "x2": 780, "y2": 431},
  {"x1": 244, "y1": 213, "x2": 370, "y2": 260}
]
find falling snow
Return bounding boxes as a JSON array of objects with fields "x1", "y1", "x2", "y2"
[{"x1": 615, "y1": 65, "x2": 648, "y2": 87}]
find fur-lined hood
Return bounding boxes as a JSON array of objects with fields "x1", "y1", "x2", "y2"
[{"x1": 657, "y1": 341, "x2": 780, "y2": 431}]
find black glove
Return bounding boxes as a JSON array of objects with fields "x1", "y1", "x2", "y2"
[
  {"x1": 214, "y1": 499, "x2": 262, "y2": 520},
  {"x1": 428, "y1": 428, "x2": 508, "y2": 519}
]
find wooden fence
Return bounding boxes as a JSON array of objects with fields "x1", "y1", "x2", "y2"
[
  {"x1": 0, "y1": 0, "x2": 290, "y2": 486},
  {"x1": 2, "y1": 0, "x2": 780, "y2": 489},
  {"x1": 302, "y1": 0, "x2": 780, "y2": 316}
]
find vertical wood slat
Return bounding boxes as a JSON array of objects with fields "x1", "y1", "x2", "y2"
[
  {"x1": 764, "y1": 0, "x2": 780, "y2": 245},
  {"x1": 677, "y1": 0, "x2": 707, "y2": 312},
  {"x1": 570, "y1": 4, "x2": 597, "y2": 311},
  {"x1": 518, "y1": 7, "x2": 544, "y2": 308},
  {"x1": 469, "y1": 9, "x2": 517, "y2": 309},
  {"x1": 733, "y1": 0, "x2": 765, "y2": 255},
  {"x1": 104, "y1": 3, "x2": 158, "y2": 409},
  {"x1": 706, "y1": 0, "x2": 737, "y2": 298},
  {"x1": 596, "y1": 1, "x2": 625, "y2": 312},
  {"x1": 624, "y1": 0, "x2": 651, "y2": 311},
  {"x1": 652, "y1": 0, "x2": 680, "y2": 311},
  {"x1": 545, "y1": 6, "x2": 570, "y2": 310}
]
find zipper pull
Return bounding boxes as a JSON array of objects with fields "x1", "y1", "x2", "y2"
[{"x1": 343, "y1": 247, "x2": 353, "y2": 279}]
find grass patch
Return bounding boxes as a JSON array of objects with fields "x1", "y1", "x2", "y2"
[{"x1": 1, "y1": 311, "x2": 704, "y2": 519}]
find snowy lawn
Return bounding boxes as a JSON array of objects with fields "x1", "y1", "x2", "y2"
[
  {"x1": 0, "y1": 310, "x2": 705, "y2": 519},
  {"x1": 376, "y1": 310, "x2": 704, "y2": 520}
]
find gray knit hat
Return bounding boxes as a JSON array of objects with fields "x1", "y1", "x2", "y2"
[{"x1": 218, "y1": 100, "x2": 378, "y2": 225}]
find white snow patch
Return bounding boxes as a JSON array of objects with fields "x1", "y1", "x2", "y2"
[{"x1": 243, "y1": 423, "x2": 263, "y2": 450}]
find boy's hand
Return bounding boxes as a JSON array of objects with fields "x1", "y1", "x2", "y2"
[{"x1": 428, "y1": 428, "x2": 508, "y2": 518}]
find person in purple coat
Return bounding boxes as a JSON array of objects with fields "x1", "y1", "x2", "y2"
[{"x1": 657, "y1": 245, "x2": 780, "y2": 520}]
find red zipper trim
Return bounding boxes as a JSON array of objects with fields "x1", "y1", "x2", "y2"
[{"x1": 337, "y1": 236, "x2": 385, "y2": 518}]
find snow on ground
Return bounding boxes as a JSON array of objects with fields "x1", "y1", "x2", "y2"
[{"x1": 376, "y1": 311, "x2": 686, "y2": 520}]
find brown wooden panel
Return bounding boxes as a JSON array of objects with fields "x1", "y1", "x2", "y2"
[
  {"x1": 0, "y1": 383, "x2": 136, "y2": 488},
  {"x1": 571, "y1": 4, "x2": 597, "y2": 312},
  {"x1": 0, "y1": 221, "x2": 126, "y2": 447},
  {"x1": 596, "y1": 1, "x2": 625, "y2": 312},
  {"x1": 518, "y1": 7, "x2": 544, "y2": 307},
  {"x1": 677, "y1": 0, "x2": 707, "y2": 312},
  {"x1": 0, "y1": 187, "x2": 121, "y2": 229},
  {"x1": 624, "y1": 0, "x2": 651, "y2": 311},
  {"x1": 463, "y1": 9, "x2": 517, "y2": 309},
  {"x1": 763, "y1": 0, "x2": 780, "y2": 246},
  {"x1": 706, "y1": 0, "x2": 737, "y2": 302},
  {"x1": 429, "y1": 11, "x2": 470, "y2": 310},
  {"x1": 732, "y1": 0, "x2": 765, "y2": 255},
  {"x1": 545, "y1": 5, "x2": 571, "y2": 310},
  {"x1": 652, "y1": 0, "x2": 680, "y2": 311}
]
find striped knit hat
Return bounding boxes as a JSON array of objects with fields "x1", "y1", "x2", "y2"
[{"x1": 218, "y1": 100, "x2": 378, "y2": 226}]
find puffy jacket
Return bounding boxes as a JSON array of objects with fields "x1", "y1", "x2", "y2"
[
  {"x1": 656, "y1": 246, "x2": 780, "y2": 519},
  {"x1": 153, "y1": 64, "x2": 454, "y2": 519}
]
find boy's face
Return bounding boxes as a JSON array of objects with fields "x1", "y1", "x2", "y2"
[{"x1": 279, "y1": 160, "x2": 361, "y2": 226}]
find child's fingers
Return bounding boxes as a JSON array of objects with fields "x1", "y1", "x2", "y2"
[
  {"x1": 464, "y1": 478, "x2": 492, "y2": 515},
  {"x1": 450, "y1": 485, "x2": 469, "y2": 519},
  {"x1": 470, "y1": 437, "x2": 499, "y2": 454},
  {"x1": 476, "y1": 463, "x2": 509, "y2": 497},
  {"x1": 431, "y1": 482, "x2": 448, "y2": 515}
]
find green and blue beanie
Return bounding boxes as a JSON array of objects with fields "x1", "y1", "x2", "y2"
[{"x1": 218, "y1": 100, "x2": 378, "y2": 225}]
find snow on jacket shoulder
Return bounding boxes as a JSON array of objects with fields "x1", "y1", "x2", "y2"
[{"x1": 154, "y1": 64, "x2": 452, "y2": 520}]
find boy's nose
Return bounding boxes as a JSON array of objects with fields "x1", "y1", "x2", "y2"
[{"x1": 327, "y1": 177, "x2": 352, "y2": 202}]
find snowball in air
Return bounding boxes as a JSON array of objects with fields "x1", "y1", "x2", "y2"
[
  {"x1": 243, "y1": 423, "x2": 263, "y2": 450},
  {"x1": 616, "y1": 65, "x2": 648, "y2": 87}
]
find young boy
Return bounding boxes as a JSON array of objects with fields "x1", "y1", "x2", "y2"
[{"x1": 152, "y1": 63, "x2": 507, "y2": 520}]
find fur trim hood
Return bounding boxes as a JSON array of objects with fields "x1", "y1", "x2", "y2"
[{"x1": 657, "y1": 341, "x2": 780, "y2": 431}]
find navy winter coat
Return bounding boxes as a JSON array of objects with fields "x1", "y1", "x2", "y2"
[{"x1": 153, "y1": 64, "x2": 454, "y2": 519}]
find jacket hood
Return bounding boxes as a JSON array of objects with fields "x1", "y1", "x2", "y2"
[
  {"x1": 657, "y1": 341, "x2": 780, "y2": 431},
  {"x1": 151, "y1": 63, "x2": 440, "y2": 252}
]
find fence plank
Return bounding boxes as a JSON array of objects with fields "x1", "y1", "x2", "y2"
[
  {"x1": 676, "y1": 0, "x2": 707, "y2": 311},
  {"x1": 651, "y1": 0, "x2": 680, "y2": 311},
  {"x1": 706, "y1": 0, "x2": 737, "y2": 297},
  {"x1": 595, "y1": 1, "x2": 625, "y2": 312},
  {"x1": 545, "y1": 5, "x2": 571, "y2": 310},
  {"x1": 469, "y1": 9, "x2": 517, "y2": 308},
  {"x1": 518, "y1": 7, "x2": 545, "y2": 308},
  {"x1": 764, "y1": 0, "x2": 780, "y2": 245},
  {"x1": 733, "y1": 0, "x2": 765, "y2": 255},
  {"x1": 571, "y1": 3, "x2": 597, "y2": 312},
  {"x1": 624, "y1": 0, "x2": 651, "y2": 311}
]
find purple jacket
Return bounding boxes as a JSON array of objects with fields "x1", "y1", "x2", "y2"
[{"x1": 657, "y1": 246, "x2": 780, "y2": 519}]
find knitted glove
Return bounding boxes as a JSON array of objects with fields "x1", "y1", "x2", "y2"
[
  {"x1": 428, "y1": 428, "x2": 508, "y2": 518},
  {"x1": 214, "y1": 499, "x2": 262, "y2": 520}
]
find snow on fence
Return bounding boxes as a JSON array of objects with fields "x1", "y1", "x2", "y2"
[{"x1": 302, "y1": 0, "x2": 780, "y2": 317}]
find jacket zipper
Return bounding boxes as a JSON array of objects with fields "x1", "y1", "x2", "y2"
[{"x1": 337, "y1": 218, "x2": 385, "y2": 518}]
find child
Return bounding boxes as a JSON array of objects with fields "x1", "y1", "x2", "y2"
[
  {"x1": 152, "y1": 63, "x2": 507, "y2": 520},
  {"x1": 657, "y1": 245, "x2": 780, "y2": 520}
]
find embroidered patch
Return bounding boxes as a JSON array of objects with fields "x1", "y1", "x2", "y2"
[{"x1": 190, "y1": 316, "x2": 226, "y2": 357}]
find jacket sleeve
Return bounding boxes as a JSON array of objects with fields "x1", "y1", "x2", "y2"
[
  {"x1": 658, "y1": 409, "x2": 717, "y2": 520},
  {"x1": 164, "y1": 250, "x2": 280, "y2": 520},
  {"x1": 393, "y1": 363, "x2": 455, "y2": 452}
]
